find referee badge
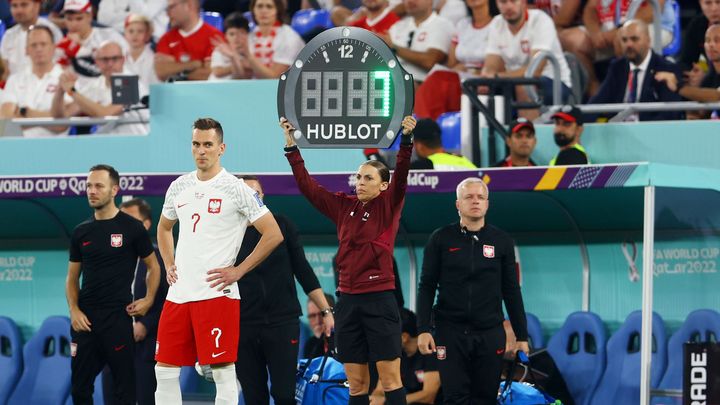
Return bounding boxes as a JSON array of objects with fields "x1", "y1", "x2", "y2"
[
  {"x1": 436, "y1": 346, "x2": 446, "y2": 360},
  {"x1": 111, "y1": 234, "x2": 123, "y2": 248},
  {"x1": 483, "y1": 245, "x2": 495, "y2": 258}
]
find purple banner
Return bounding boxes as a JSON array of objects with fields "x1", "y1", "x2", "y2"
[{"x1": 0, "y1": 164, "x2": 641, "y2": 199}]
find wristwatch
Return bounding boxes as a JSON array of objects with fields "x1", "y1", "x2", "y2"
[
  {"x1": 321, "y1": 307, "x2": 333, "y2": 317},
  {"x1": 18, "y1": 106, "x2": 27, "y2": 117}
]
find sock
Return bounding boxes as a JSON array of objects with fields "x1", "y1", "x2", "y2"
[
  {"x1": 348, "y1": 393, "x2": 370, "y2": 405},
  {"x1": 385, "y1": 387, "x2": 407, "y2": 405},
  {"x1": 211, "y1": 364, "x2": 239, "y2": 405},
  {"x1": 154, "y1": 365, "x2": 182, "y2": 404}
]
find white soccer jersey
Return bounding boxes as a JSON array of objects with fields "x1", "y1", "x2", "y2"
[
  {"x1": 389, "y1": 12, "x2": 454, "y2": 82},
  {"x1": 161, "y1": 169, "x2": 269, "y2": 304},
  {"x1": 485, "y1": 9, "x2": 572, "y2": 88}
]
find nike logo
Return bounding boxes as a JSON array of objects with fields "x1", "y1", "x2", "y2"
[
  {"x1": 177, "y1": 203, "x2": 188, "y2": 208},
  {"x1": 169, "y1": 41, "x2": 180, "y2": 48},
  {"x1": 369, "y1": 275, "x2": 380, "y2": 280},
  {"x1": 449, "y1": 247, "x2": 461, "y2": 252},
  {"x1": 496, "y1": 348, "x2": 505, "y2": 355},
  {"x1": 82, "y1": 241, "x2": 92, "y2": 247},
  {"x1": 290, "y1": 339, "x2": 298, "y2": 344},
  {"x1": 211, "y1": 351, "x2": 227, "y2": 358},
  {"x1": 114, "y1": 345, "x2": 126, "y2": 351}
]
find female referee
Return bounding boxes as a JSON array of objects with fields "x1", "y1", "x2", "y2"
[{"x1": 280, "y1": 116, "x2": 416, "y2": 405}]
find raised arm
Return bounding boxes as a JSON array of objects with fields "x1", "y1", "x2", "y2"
[
  {"x1": 280, "y1": 117, "x2": 347, "y2": 221},
  {"x1": 389, "y1": 116, "x2": 416, "y2": 206}
]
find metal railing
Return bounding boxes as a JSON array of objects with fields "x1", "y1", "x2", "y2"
[
  {"x1": 461, "y1": 77, "x2": 543, "y2": 166},
  {"x1": 524, "y1": 50, "x2": 563, "y2": 106},
  {"x1": 627, "y1": 0, "x2": 663, "y2": 54},
  {"x1": 538, "y1": 101, "x2": 720, "y2": 123},
  {"x1": 2, "y1": 115, "x2": 149, "y2": 137}
]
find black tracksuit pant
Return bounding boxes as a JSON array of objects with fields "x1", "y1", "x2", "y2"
[
  {"x1": 235, "y1": 320, "x2": 300, "y2": 405},
  {"x1": 71, "y1": 308, "x2": 136, "y2": 405},
  {"x1": 434, "y1": 323, "x2": 506, "y2": 405}
]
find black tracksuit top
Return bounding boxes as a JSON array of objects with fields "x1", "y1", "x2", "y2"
[
  {"x1": 417, "y1": 222, "x2": 528, "y2": 340},
  {"x1": 235, "y1": 214, "x2": 321, "y2": 326}
]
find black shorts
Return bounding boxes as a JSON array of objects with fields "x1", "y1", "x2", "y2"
[{"x1": 333, "y1": 291, "x2": 401, "y2": 364}]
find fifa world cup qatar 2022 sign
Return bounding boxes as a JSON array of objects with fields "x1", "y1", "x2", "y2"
[{"x1": 277, "y1": 27, "x2": 415, "y2": 148}]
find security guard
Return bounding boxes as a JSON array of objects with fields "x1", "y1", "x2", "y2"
[
  {"x1": 416, "y1": 177, "x2": 529, "y2": 405},
  {"x1": 410, "y1": 119, "x2": 476, "y2": 170}
]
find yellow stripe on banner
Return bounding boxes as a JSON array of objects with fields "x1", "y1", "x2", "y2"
[{"x1": 534, "y1": 167, "x2": 567, "y2": 190}]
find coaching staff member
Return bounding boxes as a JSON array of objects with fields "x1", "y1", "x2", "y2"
[
  {"x1": 416, "y1": 177, "x2": 529, "y2": 405},
  {"x1": 66, "y1": 164, "x2": 160, "y2": 404},
  {"x1": 234, "y1": 175, "x2": 334, "y2": 405}
]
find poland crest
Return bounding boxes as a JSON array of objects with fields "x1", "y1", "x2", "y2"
[
  {"x1": 483, "y1": 245, "x2": 495, "y2": 258},
  {"x1": 111, "y1": 234, "x2": 123, "y2": 248},
  {"x1": 208, "y1": 198, "x2": 222, "y2": 214}
]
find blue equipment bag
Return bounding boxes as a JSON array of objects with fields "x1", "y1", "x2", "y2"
[
  {"x1": 295, "y1": 339, "x2": 349, "y2": 405},
  {"x1": 497, "y1": 351, "x2": 562, "y2": 405}
]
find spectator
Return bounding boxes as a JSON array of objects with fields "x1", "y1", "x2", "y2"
[
  {"x1": 588, "y1": 19, "x2": 682, "y2": 121},
  {"x1": 245, "y1": 0, "x2": 305, "y2": 79},
  {"x1": 482, "y1": 0, "x2": 573, "y2": 119},
  {"x1": 414, "y1": 0, "x2": 497, "y2": 120},
  {"x1": 583, "y1": 0, "x2": 673, "y2": 60},
  {"x1": 57, "y1": 0, "x2": 128, "y2": 79},
  {"x1": 303, "y1": 293, "x2": 337, "y2": 359},
  {"x1": 124, "y1": 14, "x2": 160, "y2": 89},
  {"x1": 383, "y1": 0, "x2": 454, "y2": 85},
  {"x1": 51, "y1": 41, "x2": 150, "y2": 135},
  {"x1": 679, "y1": 0, "x2": 720, "y2": 87},
  {"x1": 410, "y1": 118, "x2": 476, "y2": 170},
  {"x1": 209, "y1": 12, "x2": 253, "y2": 81},
  {"x1": 155, "y1": 0, "x2": 224, "y2": 81},
  {"x1": 1, "y1": 0, "x2": 62, "y2": 79},
  {"x1": 531, "y1": 0, "x2": 597, "y2": 96},
  {"x1": 656, "y1": 24, "x2": 720, "y2": 119},
  {"x1": 437, "y1": 0, "x2": 468, "y2": 24},
  {"x1": 369, "y1": 308, "x2": 442, "y2": 405},
  {"x1": 549, "y1": 105, "x2": 589, "y2": 166},
  {"x1": 0, "y1": 26, "x2": 67, "y2": 137},
  {"x1": 97, "y1": 0, "x2": 169, "y2": 42},
  {"x1": 349, "y1": 0, "x2": 400, "y2": 35},
  {"x1": 493, "y1": 118, "x2": 537, "y2": 167}
]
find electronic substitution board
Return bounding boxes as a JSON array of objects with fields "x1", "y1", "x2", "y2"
[{"x1": 277, "y1": 26, "x2": 414, "y2": 148}]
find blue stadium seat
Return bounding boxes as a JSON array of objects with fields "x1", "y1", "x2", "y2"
[
  {"x1": 298, "y1": 321, "x2": 312, "y2": 361},
  {"x1": 652, "y1": 309, "x2": 720, "y2": 405},
  {"x1": 8, "y1": 316, "x2": 72, "y2": 405},
  {"x1": 525, "y1": 312, "x2": 545, "y2": 349},
  {"x1": 291, "y1": 9, "x2": 333, "y2": 38},
  {"x1": 0, "y1": 316, "x2": 23, "y2": 405},
  {"x1": 590, "y1": 311, "x2": 667, "y2": 405},
  {"x1": 663, "y1": 0, "x2": 681, "y2": 57},
  {"x1": 546, "y1": 311, "x2": 607, "y2": 405},
  {"x1": 243, "y1": 11, "x2": 256, "y2": 31},
  {"x1": 437, "y1": 111, "x2": 461, "y2": 152},
  {"x1": 203, "y1": 11, "x2": 224, "y2": 32}
]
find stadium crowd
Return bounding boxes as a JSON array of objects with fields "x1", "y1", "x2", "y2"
[{"x1": 0, "y1": 0, "x2": 718, "y2": 139}]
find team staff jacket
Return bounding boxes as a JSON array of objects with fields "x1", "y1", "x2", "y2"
[
  {"x1": 417, "y1": 223, "x2": 528, "y2": 340},
  {"x1": 235, "y1": 214, "x2": 321, "y2": 326},
  {"x1": 285, "y1": 137, "x2": 412, "y2": 294}
]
